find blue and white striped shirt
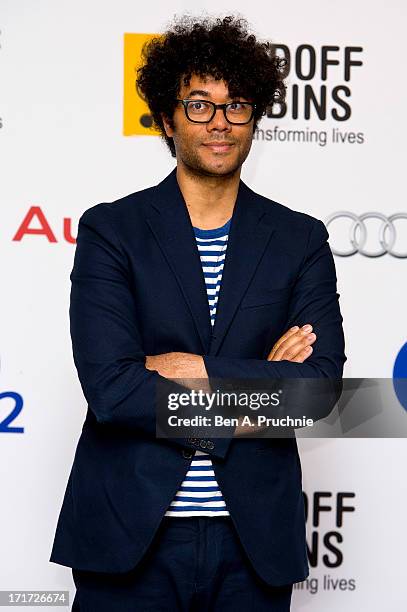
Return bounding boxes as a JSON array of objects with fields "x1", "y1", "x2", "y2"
[{"x1": 164, "y1": 218, "x2": 232, "y2": 517}]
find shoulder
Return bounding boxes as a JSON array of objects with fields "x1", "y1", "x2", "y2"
[
  {"x1": 79, "y1": 183, "x2": 156, "y2": 223},
  {"x1": 245, "y1": 182, "x2": 328, "y2": 243},
  {"x1": 246, "y1": 182, "x2": 323, "y2": 228}
]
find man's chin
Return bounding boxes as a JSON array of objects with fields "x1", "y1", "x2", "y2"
[{"x1": 191, "y1": 159, "x2": 241, "y2": 178}]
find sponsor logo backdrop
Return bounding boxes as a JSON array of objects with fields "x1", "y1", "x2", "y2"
[{"x1": 0, "y1": 0, "x2": 405, "y2": 609}]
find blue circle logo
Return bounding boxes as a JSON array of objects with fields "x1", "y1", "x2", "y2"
[{"x1": 393, "y1": 342, "x2": 407, "y2": 411}]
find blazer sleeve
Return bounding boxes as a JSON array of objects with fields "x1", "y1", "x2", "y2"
[
  {"x1": 69, "y1": 204, "x2": 233, "y2": 459},
  {"x1": 202, "y1": 219, "x2": 347, "y2": 421}
]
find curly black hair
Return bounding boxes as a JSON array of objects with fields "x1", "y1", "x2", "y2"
[{"x1": 136, "y1": 14, "x2": 288, "y2": 157}]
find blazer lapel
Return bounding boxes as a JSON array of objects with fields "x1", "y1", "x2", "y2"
[
  {"x1": 207, "y1": 177, "x2": 276, "y2": 356},
  {"x1": 145, "y1": 167, "x2": 276, "y2": 357}
]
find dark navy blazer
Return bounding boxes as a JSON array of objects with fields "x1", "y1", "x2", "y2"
[{"x1": 49, "y1": 166, "x2": 346, "y2": 587}]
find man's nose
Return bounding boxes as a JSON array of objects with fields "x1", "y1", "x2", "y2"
[{"x1": 207, "y1": 107, "x2": 232, "y2": 131}]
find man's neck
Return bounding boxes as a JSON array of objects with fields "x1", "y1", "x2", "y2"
[{"x1": 176, "y1": 163, "x2": 240, "y2": 230}]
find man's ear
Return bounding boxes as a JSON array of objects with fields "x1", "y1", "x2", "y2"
[{"x1": 161, "y1": 112, "x2": 174, "y2": 137}]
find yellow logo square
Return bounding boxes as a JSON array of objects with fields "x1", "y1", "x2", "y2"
[{"x1": 123, "y1": 33, "x2": 161, "y2": 136}]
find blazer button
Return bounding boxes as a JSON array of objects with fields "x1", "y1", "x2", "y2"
[
  {"x1": 206, "y1": 440, "x2": 214, "y2": 450},
  {"x1": 199, "y1": 440, "x2": 208, "y2": 449},
  {"x1": 182, "y1": 449, "x2": 194, "y2": 459}
]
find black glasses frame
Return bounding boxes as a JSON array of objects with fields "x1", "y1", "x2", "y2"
[{"x1": 176, "y1": 99, "x2": 256, "y2": 125}]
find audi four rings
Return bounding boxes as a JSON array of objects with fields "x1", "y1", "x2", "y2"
[{"x1": 324, "y1": 212, "x2": 407, "y2": 258}]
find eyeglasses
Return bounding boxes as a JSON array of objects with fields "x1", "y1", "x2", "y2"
[{"x1": 176, "y1": 99, "x2": 256, "y2": 125}]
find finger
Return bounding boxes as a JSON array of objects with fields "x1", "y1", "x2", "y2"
[
  {"x1": 267, "y1": 325, "x2": 314, "y2": 360},
  {"x1": 267, "y1": 326, "x2": 301, "y2": 360},
  {"x1": 272, "y1": 329, "x2": 316, "y2": 361},
  {"x1": 272, "y1": 332, "x2": 316, "y2": 361},
  {"x1": 279, "y1": 335, "x2": 316, "y2": 361},
  {"x1": 290, "y1": 345, "x2": 313, "y2": 363}
]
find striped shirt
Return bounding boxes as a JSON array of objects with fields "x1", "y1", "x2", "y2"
[{"x1": 164, "y1": 217, "x2": 232, "y2": 517}]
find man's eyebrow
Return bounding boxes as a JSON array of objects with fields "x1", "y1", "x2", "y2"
[
  {"x1": 185, "y1": 89, "x2": 213, "y2": 97},
  {"x1": 184, "y1": 89, "x2": 247, "y2": 100}
]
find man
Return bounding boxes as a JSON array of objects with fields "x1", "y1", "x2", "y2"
[{"x1": 50, "y1": 14, "x2": 346, "y2": 611}]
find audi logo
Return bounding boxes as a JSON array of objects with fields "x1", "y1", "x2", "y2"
[{"x1": 324, "y1": 212, "x2": 407, "y2": 258}]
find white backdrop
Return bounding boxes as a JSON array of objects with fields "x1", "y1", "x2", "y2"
[{"x1": 1, "y1": 0, "x2": 406, "y2": 609}]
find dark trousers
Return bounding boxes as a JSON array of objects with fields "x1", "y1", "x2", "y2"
[{"x1": 72, "y1": 516, "x2": 293, "y2": 611}]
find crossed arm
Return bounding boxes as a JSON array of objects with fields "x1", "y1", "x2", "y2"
[
  {"x1": 70, "y1": 206, "x2": 345, "y2": 458},
  {"x1": 145, "y1": 325, "x2": 318, "y2": 435},
  {"x1": 145, "y1": 324, "x2": 317, "y2": 378}
]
